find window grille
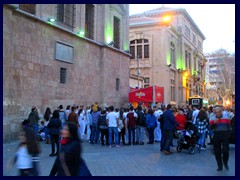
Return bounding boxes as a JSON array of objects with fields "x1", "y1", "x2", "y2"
[
  {"x1": 60, "y1": 68, "x2": 67, "y2": 84},
  {"x1": 116, "y1": 78, "x2": 120, "y2": 90}
]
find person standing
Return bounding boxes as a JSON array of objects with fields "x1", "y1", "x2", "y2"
[
  {"x1": 196, "y1": 109, "x2": 208, "y2": 150},
  {"x1": 126, "y1": 106, "x2": 138, "y2": 145},
  {"x1": 43, "y1": 107, "x2": 52, "y2": 144},
  {"x1": 58, "y1": 105, "x2": 66, "y2": 128},
  {"x1": 90, "y1": 105, "x2": 101, "y2": 144},
  {"x1": 192, "y1": 106, "x2": 200, "y2": 125},
  {"x1": 98, "y1": 110, "x2": 109, "y2": 146},
  {"x1": 48, "y1": 110, "x2": 62, "y2": 156},
  {"x1": 210, "y1": 107, "x2": 231, "y2": 171},
  {"x1": 162, "y1": 104, "x2": 177, "y2": 155},
  {"x1": 28, "y1": 106, "x2": 40, "y2": 138},
  {"x1": 106, "y1": 106, "x2": 120, "y2": 148},
  {"x1": 135, "y1": 106, "x2": 146, "y2": 145},
  {"x1": 68, "y1": 106, "x2": 79, "y2": 127},
  {"x1": 146, "y1": 108, "x2": 157, "y2": 144},
  {"x1": 153, "y1": 106, "x2": 163, "y2": 143}
]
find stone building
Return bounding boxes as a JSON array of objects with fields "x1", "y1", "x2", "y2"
[
  {"x1": 3, "y1": 4, "x2": 130, "y2": 142},
  {"x1": 129, "y1": 6, "x2": 206, "y2": 106}
]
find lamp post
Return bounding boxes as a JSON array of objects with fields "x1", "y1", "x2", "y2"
[{"x1": 137, "y1": 55, "x2": 140, "y2": 88}]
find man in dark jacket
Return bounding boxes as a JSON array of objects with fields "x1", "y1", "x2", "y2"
[
  {"x1": 162, "y1": 104, "x2": 178, "y2": 155},
  {"x1": 28, "y1": 106, "x2": 40, "y2": 138}
]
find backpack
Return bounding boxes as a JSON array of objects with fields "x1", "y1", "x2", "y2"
[
  {"x1": 136, "y1": 110, "x2": 146, "y2": 127},
  {"x1": 127, "y1": 112, "x2": 136, "y2": 128}
]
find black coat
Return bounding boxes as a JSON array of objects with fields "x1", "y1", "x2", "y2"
[
  {"x1": 50, "y1": 140, "x2": 82, "y2": 176},
  {"x1": 47, "y1": 117, "x2": 61, "y2": 135}
]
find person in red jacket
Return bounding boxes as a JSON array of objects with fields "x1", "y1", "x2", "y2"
[{"x1": 175, "y1": 108, "x2": 187, "y2": 130}]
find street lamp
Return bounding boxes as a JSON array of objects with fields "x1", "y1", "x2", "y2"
[{"x1": 137, "y1": 55, "x2": 140, "y2": 88}]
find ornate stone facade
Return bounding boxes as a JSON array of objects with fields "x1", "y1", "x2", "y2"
[{"x1": 129, "y1": 6, "x2": 206, "y2": 106}]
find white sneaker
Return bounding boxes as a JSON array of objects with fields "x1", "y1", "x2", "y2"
[{"x1": 201, "y1": 147, "x2": 206, "y2": 150}]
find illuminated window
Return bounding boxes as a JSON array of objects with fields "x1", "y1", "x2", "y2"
[
  {"x1": 19, "y1": 4, "x2": 36, "y2": 15},
  {"x1": 85, "y1": 4, "x2": 94, "y2": 39},
  {"x1": 57, "y1": 4, "x2": 75, "y2": 28},
  {"x1": 113, "y1": 16, "x2": 120, "y2": 49}
]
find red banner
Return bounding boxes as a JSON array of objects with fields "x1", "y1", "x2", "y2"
[
  {"x1": 129, "y1": 86, "x2": 164, "y2": 103},
  {"x1": 155, "y1": 86, "x2": 164, "y2": 103}
]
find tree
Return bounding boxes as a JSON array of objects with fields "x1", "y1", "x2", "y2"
[{"x1": 205, "y1": 49, "x2": 235, "y2": 108}]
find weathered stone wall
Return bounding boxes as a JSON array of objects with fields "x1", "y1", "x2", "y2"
[{"x1": 3, "y1": 5, "x2": 130, "y2": 142}]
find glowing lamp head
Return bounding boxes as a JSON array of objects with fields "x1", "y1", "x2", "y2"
[{"x1": 163, "y1": 15, "x2": 171, "y2": 22}]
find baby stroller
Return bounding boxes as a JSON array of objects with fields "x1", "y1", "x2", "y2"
[{"x1": 176, "y1": 121, "x2": 200, "y2": 154}]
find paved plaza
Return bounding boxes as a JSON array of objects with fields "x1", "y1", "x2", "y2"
[{"x1": 3, "y1": 138, "x2": 235, "y2": 176}]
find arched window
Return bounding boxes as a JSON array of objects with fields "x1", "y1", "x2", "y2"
[{"x1": 130, "y1": 39, "x2": 149, "y2": 59}]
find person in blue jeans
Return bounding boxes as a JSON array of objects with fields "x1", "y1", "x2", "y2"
[
  {"x1": 106, "y1": 106, "x2": 120, "y2": 148},
  {"x1": 196, "y1": 109, "x2": 208, "y2": 150},
  {"x1": 146, "y1": 108, "x2": 157, "y2": 144},
  {"x1": 162, "y1": 104, "x2": 178, "y2": 155}
]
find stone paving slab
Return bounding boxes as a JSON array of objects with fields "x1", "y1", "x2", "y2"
[{"x1": 3, "y1": 139, "x2": 235, "y2": 176}]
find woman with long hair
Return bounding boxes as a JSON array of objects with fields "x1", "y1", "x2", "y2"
[
  {"x1": 196, "y1": 109, "x2": 208, "y2": 150},
  {"x1": 47, "y1": 110, "x2": 62, "y2": 156},
  {"x1": 7, "y1": 127, "x2": 41, "y2": 176},
  {"x1": 49, "y1": 122, "x2": 91, "y2": 176}
]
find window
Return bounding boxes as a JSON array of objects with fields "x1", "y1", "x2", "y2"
[
  {"x1": 144, "y1": 45, "x2": 149, "y2": 58},
  {"x1": 113, "y1": 17, "x2": 120, "y2": 49},
  {"x1": 193, "y1": 34, "x2": 196, "y2": 44},
  {"x1": 57, "y1": 4, "x2": 75, "y2": 28},
  {"x1": 116, "y1": 78, "x2": 120, "y2": 90},
  {"x1": 188, "y1": 52, "x2": 191, "y2": 70},
  {"x1": 144, "y1": 85, "x2": 149, "y2": 88},
  {"x1": 130, "y1": 39, "x2": 149, "y2": 60},
  {"x1": 85, "y1": 4, "x2": 94, "y2": 39},
  {"x1": 144, "y1": 78, "x2": 149, "y2": 83},
  {"x1": 170, "y1": 42, "x2": 175, "y2": 67},
  {"x1": 185, "y1": 50, "x2": 188, "y2": 68},
  {"x1": 60, "y1": 68, "x2": 67, "y2": 84},
  {"x1": 185, "y1": 25, "x2": 190, "y2": 37},
  {"x1": 137, "y1": 45, "x2": 142, "y2": 59},
  {"x1": 130, "y1": 46, "x2": 135, "y2": 59},
  {"x1": 19, "y1": 4, "x2": 36, "y2": 15},
  {"x1": 198, "y1": 40, "x2": 202, "y2": 49},
  {"x1": 170, "y1": 70, "x2": 175, "y2": 101}
]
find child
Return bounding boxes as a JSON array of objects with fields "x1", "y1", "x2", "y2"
[{"x1": 7, "y1": 127, "x2": 41, "y2": 176}]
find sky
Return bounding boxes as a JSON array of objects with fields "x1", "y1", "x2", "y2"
[{"x1": 129, "y1": 4, "x2": 235, "y2": 54}]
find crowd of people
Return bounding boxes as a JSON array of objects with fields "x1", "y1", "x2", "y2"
[{"x1": 7, "y1": 102, "x2": 235, "y2": 175}]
